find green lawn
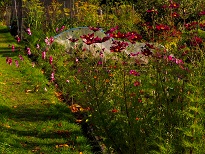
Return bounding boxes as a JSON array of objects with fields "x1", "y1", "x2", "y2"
[{"x1": 0, "y1": 23, "x2": 92, "y2": 154}]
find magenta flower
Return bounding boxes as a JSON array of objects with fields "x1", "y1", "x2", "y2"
[
  {"x1": 168, "y1": 55, "x2": 173, "y2": 61},
  {"x1": 26, "y1": 28, "x2": 32, "y2": 35},
  {"x1": 190, "y1": 36, "x2": 203, "y2": 46},
  {"x1": 42, "y1": 51, "x2": 46, "y2": 60},
  {"x1": 51, "y1": 72, "x2": 55, "y2": 82},
  {"x1": 89, "y1": 26, "x2": 100, "y2": 32},
  {"x1": 36, "y1": 44, "x2": 40, "y2": 49},
  {"x1": 16, "y1": 36, "x2": 20, "y2": 43},
  {"x1": 110, "y1": 41, "x2": 129, "y2": 52},
  {"x1": 80, "y1": 33, "x2": 95, "y2": 45},
  {"x1": 105, "y1": 26, "x2": 119, "y2": 35},
  {"x1": 199, "y1": 11, "x2": 205, "y2": 16},
  {"x1": 172, "y1": 12, "x2": 179, "y2": 17},
  {"x1": 141, "y1": 48, "x2": 152, "y2": 56},
  {"x1": 97, "y1": 61, "x2": 102, "y2": 65},
  {"x1": 56, "y1": 27, "x2": 59, "y2": 32},
  {"x1": 99, "y1": 50, "x2": 104, "y2": 58},
  {"x1": 161, "y1": 4, "x2": 168, "y2": 9},
  {"x1": 134, "y1": 81, "x2": 140, "y2": 87},
  {"x1": 44, "y1": 37, "x2": 54, "y2": 46},
  {"x1": 49, "y1": 56, "x2": 53, "y2": 65},
  {"x1": 11, "y1": 45, "x2": 15, "y2": 52},
  {"x1": 174, "y1": 59, "x2": 184, "y2": 65},
  {"x1": 26, "y1": 47, "x2": 31, "y2": 55},
  {"x1": 60, "y1": 26, "x2": 65, "y2": 31},
  {"x1": 146, "y1": 8, "x2": 158, "y2": 14},
  {"x1": 110, "y1": 31, "x2": 127, "y2": 39},
  {"x1": 184, "y1": 22, "x2": 198, "y2": 30},
  {"x1": 126, "y1": 32, "x2": 142, "y2": 44},
  {"x1": 156, "y1": 24, "x2": 170, "y2": 31},
  {"x1": 45, "y1": 37, "x2": 50, "y2": 46},
  {"x1": 69, "y1": 38, "x2": 79, "y2": 43},
  {"x1": 129, "y1": 70, "x2": 140, "y2": 76},
  {"x1": 6, "y1": 57, "x2": 12, "y2": 65},
  {"x1": 169, "y1": 2, "x2": 180, "y2": 9},
  {"x1": 19, "y1": 55, "x2": 24, "y2": 61},
  {"x1": 166, "y1": 55, "x2": 184, "y2": 65},
  {"x1": 50, "y1": 37, "x2": 54, "y2": 44},
  {"x1": 129, "y1": 52, "x2": 141, "y2": 57},
  {"x1": 200, "y1": 23, "x2": 205, "y2": 29},
  {"x1": 102, "y1": 36, "x2": 110, "y2": 42},
  {"x1": 15, "y1": 60, "x2": 19, "y2": 67}
]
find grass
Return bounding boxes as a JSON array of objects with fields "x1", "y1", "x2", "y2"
[{"x1": 0, "y1": 23, "x2": 92, "y2": 154}]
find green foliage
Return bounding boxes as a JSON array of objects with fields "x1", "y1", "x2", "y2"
[
  {"x1": 0, "y1": 23, "x2": 92, "y2": 154},
  {"x1": 23, "y1": 0, "x2": 44, "y2": 29},
  {"x1": 8, "y1": 0, "x2": 205, "y2": 153}
]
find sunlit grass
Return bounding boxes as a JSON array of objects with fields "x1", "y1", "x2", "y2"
[{"x1": 0, "y1": 24, "x2": 92, "y2": 154}]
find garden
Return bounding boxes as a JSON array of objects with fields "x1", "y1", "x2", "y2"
[{"x1": 1, "y1": 0, "x2": 205, "y2": 153}]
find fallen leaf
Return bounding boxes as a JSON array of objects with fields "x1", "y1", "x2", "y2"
[
  {"x1": 55, "y1": 144, "x2": 69, "y2": 148},
  {"x1": 32, "y1": 146, "x2": 40, "y2": 152},
  {"x1": 3, "y1": 124, "x2": 10, "y2": 128},
  {"x1": 25, "y1": 89, "x2": 32, "y2": 93},
  {"x1": 0, "y1": 82, "x2": 6, "y2": 85},
  {"x1": 76, "y1": 119, "x2": 82, "y2": 123},
  {"x1": 69, "y1": 104, "x2": 81, "y2": 112},
  {"x1": 57, "y1": 122, "x2": 62, "y2": 127}
]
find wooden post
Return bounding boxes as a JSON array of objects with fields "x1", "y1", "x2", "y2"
[{"x1": 17, "y1": 0, "x2": 23, "y2": 39}]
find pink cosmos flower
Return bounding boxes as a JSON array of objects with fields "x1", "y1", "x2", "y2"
[
  {"x1": 172, "y1": 12, "x2": 179, "y2": 17},
  {"x1": 169, "y1": 2, "x2": 180, "y2": 9},
  {"x1": 16, "y1": 36, "x2": 20, "y2": 43},
  {"x1": 129, "y1": 52, "x2": 141, "y2": 57},
  {"x1": 36, "y1": 44, "x2": 40, "y2": 49},
  {"x1": 199, "y1": 11, "x2": 205, "y2": 16},
  {"x1": 97, "y1": 61, "x2": 102, "y2": 65},
  {"x1": 105, "y1": 26, "x2": 119, "y2": 35},
  {"x1": 50, "y1": 37, "x2": 54, "y2": 44},
  {"x1": 11, "y1": 45, "x2": 15, "y2": 52},
  {"x1": 60, "y1": 26, "x2": 65, "y2": 31},
  {"x1": 51, "y1": 72, "x2": 55, "y2": 82},
  {"x1": 129, "y1": 70, "x2": 140, "y2": 76},
  {"x1": 26, "y1": 28, "x2": 32, "y2": 35},
  {"x1": 15, "y1": 60, "x2": 19, "y2": 67},
  {"x1": 19, "y1": 55, "x2": 24, "y2": 61},
  {"x1": 45, "y1": 37, "x2": 50, "y2": 46},
  {"x1": 6, "y1": 57, "x2": 12, "y2": 65},
  {"x1": 134, "y1": 81, "x2": 140, "y2": 87},
  {"x1": 69, "y1": 38, "x2": 79, "y2": 43},
  {"x1": 49, "y1": 56, "x2": 53, "y2": 65},
  {"x1": 190, "y1": 36, "x2": 203, "y2": 46},
  {"x1": 42, "y1": 51, "x2": 46, "y2": 59},
  {"x1": 156, "y1": 24, "x2": 170, "y2": 31},
  {"x1": 80, "y1": 33, "x2": 95, "y2": 45},
  {"x1": 110, "y1": 41, "x2": 129, "y2": 52},
  {"x1": 147, "y1": 8, "x2": 158, "y2": 14},
  {"x1": 26, "y1": 47, "x2": 31, "y2": 55},
  {"x1": 89, "y1": 26, "x2": 100, "y2": 32}
]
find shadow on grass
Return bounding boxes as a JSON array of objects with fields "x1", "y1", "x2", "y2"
[
  {"x1": 0, "y1": 27, "x2": 10, "y2": 33},
  {"x1": 0, "y1": 103, "x2": 88, "y2": 152},
  {"x1": 0, "y1": 103, "x2": 75, "y2": 122},
  {"x1": 0, "y1": 49, "x2": 21, "y2": 57}
]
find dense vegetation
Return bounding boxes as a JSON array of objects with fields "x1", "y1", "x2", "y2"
[{"x1": 1, "y1": 0, "x2": 205, "y2": 153}]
